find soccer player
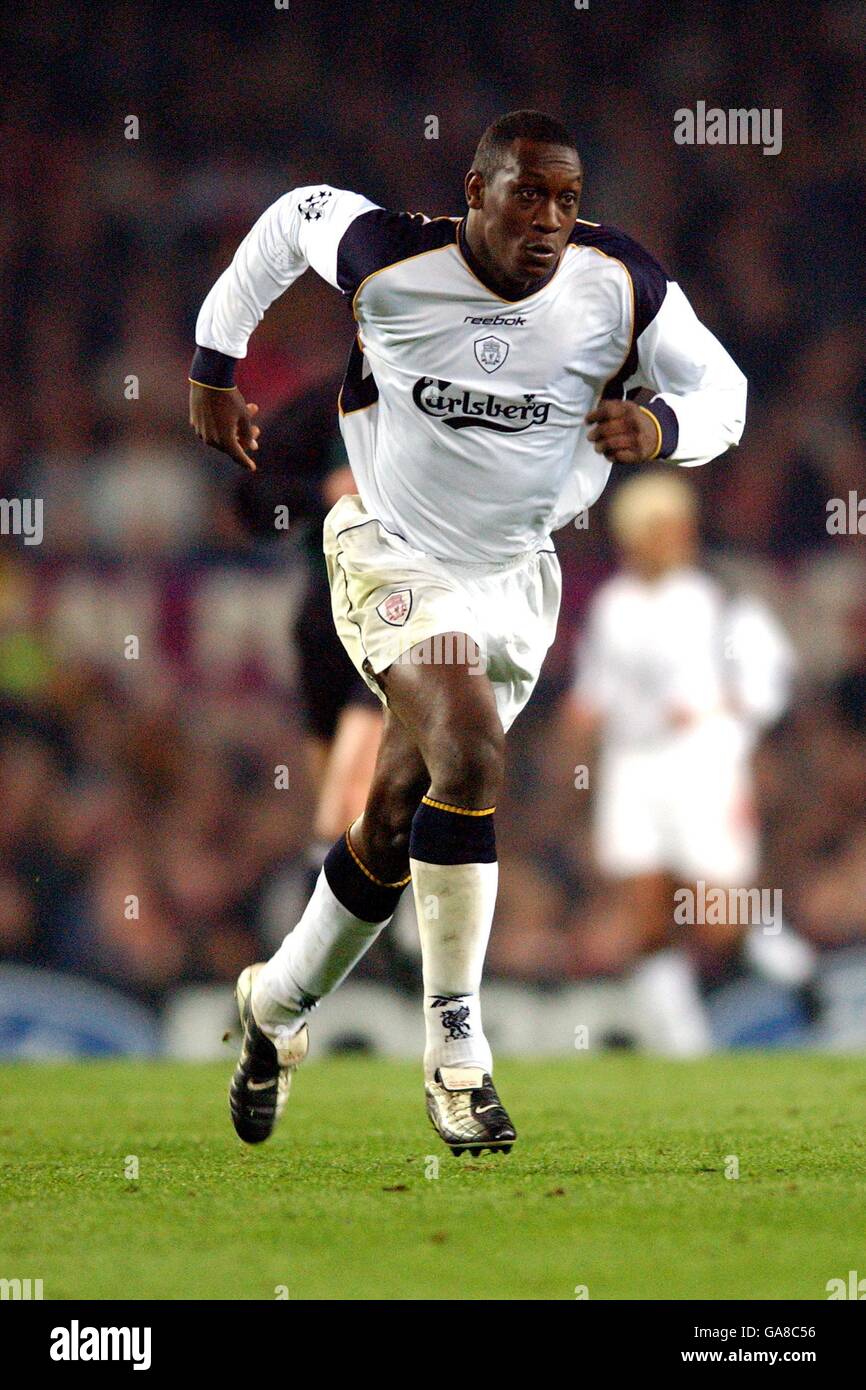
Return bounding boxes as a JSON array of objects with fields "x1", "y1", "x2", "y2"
[
  {"x1": 189, "y1": 109, "x2": 747, "y2": 1155},
  {"x1": 566, "y1": 470, "x2": 810, "y2": 1053}
]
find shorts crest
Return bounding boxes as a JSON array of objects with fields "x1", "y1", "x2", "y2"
[{"x1": 376, "y1": 588, "x2": 413, "y2": 626}]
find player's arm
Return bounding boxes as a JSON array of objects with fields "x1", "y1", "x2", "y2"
[
  {"x1": 189, "y1": 185, "x2": 380, "y2": 468},
  {"x1": 584, "y1": 229, "x2": 746, "y2": 467},
  {"x1": 724, "y1": 597, "x2": 798, "y2": 729},
  {"x1": 189, "y1": 378, "x2": 261, "y2": 471},
  {"x1": 585, "y1": 397, "x2": 662, "y2": 465},
  {"x1": 626, "y1": 281, "x2": 747, "y2": 468}
]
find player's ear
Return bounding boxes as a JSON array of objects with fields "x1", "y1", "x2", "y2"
[{"x1": 465, "y1": 169, "x2": 484, "y2": 208}]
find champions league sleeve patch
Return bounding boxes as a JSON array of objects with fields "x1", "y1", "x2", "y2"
[
  {"x1": 376, "y1": 589, "x2": 413, "y2": 626},
  {"x1": 299, "y1": 188, "x2": 334, "y2": 221}
]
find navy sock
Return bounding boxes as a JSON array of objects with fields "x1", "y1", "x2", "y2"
[
  {"x1": 409, "y1": 795, "x2": 496, "y2": 865},
  {"x1": 323, "y1": 825, "x2": 411, "y2": 923}
]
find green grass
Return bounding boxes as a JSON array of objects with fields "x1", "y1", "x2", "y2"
[{"x1": 0, "y1": 1054, "x2": 864, "y2": 1300}]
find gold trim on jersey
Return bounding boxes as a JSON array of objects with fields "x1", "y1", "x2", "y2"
[
  {"x1": 338, "y1": 330, "x2": 380, "y2": 418},
  {"x1": 576, "y1": 245, "x2": 637, "y2": 410},
  {"x1": 453, "y1": 216, "x2": 575, "y2": 304},
  {"x1": 637, "y1": 406, "x2": 664, "y2": 460},
  {"x1": 338, "y1": 392, "x2": 378, "y2": 418},
  {"x1": 350, "y1": 222, "x2": 461, "y2": 324}
]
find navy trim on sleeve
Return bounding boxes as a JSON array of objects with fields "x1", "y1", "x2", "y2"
[
  {"x1": 338, "y1": 336, "x2": 379, "y2": 414},
  {"x1": 569, "y1": 223, "x2": 670, "y2": 401},
  {"x1": 336, "y1": 209, "x2": 459, "y2": 299},
  {"x1": 647, "y1": 397, "x2": 679, "y2": 458},
  {"x1": 190, "y1": 346, "x2": 239, "y2": 389}
]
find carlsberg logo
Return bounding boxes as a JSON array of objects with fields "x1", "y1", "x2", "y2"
[{"x1": 412, "y1": 376, "x2": 551, "y2": 432}]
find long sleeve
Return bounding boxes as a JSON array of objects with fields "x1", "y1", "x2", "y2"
[
  {"x1": 570, "y1": 222, "x2": 748, "y2": 468},
  {"x1": 724, "y1": 594, "x2": 797, "y2": 728},
  {"x1": 636, "y1": 281, "x2": 747, "y2": 467},
  {"x1": 192, "y1": 185, "x2": 380, "y2": 382}
]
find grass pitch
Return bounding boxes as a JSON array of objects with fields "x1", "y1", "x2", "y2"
[{"x1": 1, "y1": 1053, "x2": 864, "y2": 1300}]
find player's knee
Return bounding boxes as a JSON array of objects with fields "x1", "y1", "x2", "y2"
[
  {"x1": 428, "y1": 723, "x2": 504, "y2": 807},
  {"x1": 362, "y1": 821, "x2": 409, "y2": 872},
  {"x1": 360, "y1": 782, "x2": 422, "y2": 872}
]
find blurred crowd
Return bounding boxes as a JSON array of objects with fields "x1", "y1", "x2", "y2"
[{"x1": 1, "y1": 0, "x2": 865, "y2": 1004}]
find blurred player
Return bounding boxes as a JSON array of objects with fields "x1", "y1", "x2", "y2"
[
  {"x1": 189, "y1": 109, "x2": 746, "y2": 1154},
  {"x1": 566, "y1": 470, "x2": 812, "y2": 1053}
]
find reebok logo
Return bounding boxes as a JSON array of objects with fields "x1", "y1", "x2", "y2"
[{"x1": 462, "y1": 313, "x2": 526, "y2": 326}]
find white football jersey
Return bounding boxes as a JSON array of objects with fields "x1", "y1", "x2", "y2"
[
  {"x1": 573, "y1": 567, "x2": 795, "y2": 747},
  {"x1": 194, "y1": 185, "x2": 747, "y2": 562}
]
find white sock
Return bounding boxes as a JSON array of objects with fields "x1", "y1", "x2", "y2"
[
  {"x1": 411, "y1": 858, "x2": 498, "y2": 1079},
  {"x1": 630, "y1": 948, "x2": 712, "y2": 1057},
  {"x1": 252, "y1": 868, "x2": 393, "y2": 1041},
  {"x1": 305, "y1": 839, "x2": 331, "y2": 871},
  {"x1": 745, "y1": 919, "x2": 816, "y2": 988}
]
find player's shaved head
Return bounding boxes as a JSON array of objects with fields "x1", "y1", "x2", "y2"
[{"x1": 473, "y1": 110, "x2": 580, "y2": 183}]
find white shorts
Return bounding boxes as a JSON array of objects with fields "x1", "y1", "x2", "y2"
[
  {"x1": 323, "y1": 493, "x2": 562, "y2": 733},
  {"x1": 593, "y1": 714, "x2": 759, "y2": 884}
]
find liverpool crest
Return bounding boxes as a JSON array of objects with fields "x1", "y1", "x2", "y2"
[
  {"x1": 474, "y1": 336, "x2": 509, "y2": 373},
  {"x1": 376, "y1": 589, "x2": 413, "y2": 626}
]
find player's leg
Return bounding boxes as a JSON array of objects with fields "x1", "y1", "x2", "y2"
[
  {"x1": 253, "y1": 706, "x2": 428, "y2": 1029},
  {"x1": 377, "y1": 636, "x2": 503, "y2": 1068},
  {"x1": 299, "y1": 701, "x2": 382, "y2": 896},
  {"x1": 626, "y1": 871, "x2": 713, "y2": 1056},
  {"x1": 312, "y1": 702, "x2": 383, "y2": 843},
  {"x1": 294, "y1": 559, "x2": 385, "y2": 888},
  {"x1": 592, "y1": 752, "x2": 711, "y2": 1056},
  {"x1": 230, "y1": 708, "x2": 427, "y2": 1144},
  {"x1": 303, "y1": 733, "x2": 330, "y2": 798},
  {"x1": 674, "y1": 720, "x2": 816, "y2": 992},
  {"x1": 374, "y1": 639, "x2": 516, "y2": 1155}
]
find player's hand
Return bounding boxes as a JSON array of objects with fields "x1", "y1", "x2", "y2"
[
  {"x1": 585, "y1": 400, "x2": 659, "y2": 465},
  {"x1": 189, "y1": 383, "x2": 261, "y2": 471}
]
